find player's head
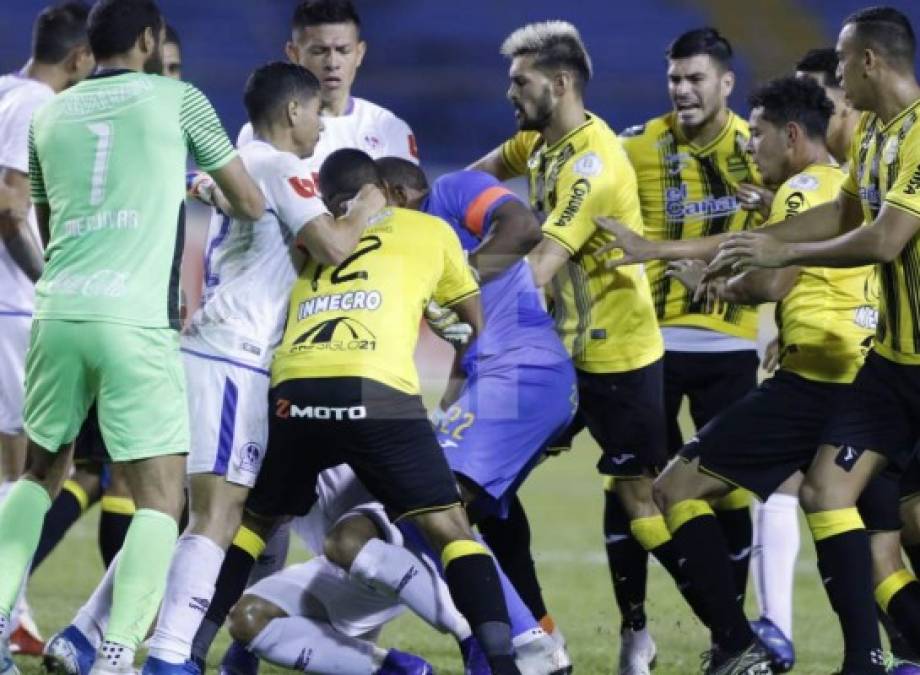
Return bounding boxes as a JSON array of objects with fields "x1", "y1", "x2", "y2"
[
  {"x1": 285, "y1": 0, "x2": 365, "y2": 110},
  {"x1": 162, "y1": 24, "x2": 182, "y2": 80},
  {"x1": 87, "y1": 0, "x2": 164, "y2": 74},
  {"x1": 747, "y1": 76, "x2": 833, "y2": 186},
  {"x1": 666, "y1": 27, "x2": 734, "y2": 131},
  {"x1": 796, "y1": 48, "x2": 855, "y2": 162},
  {"x1": 501, "y1": 21, "x2": 592, "y2": 132},
  {"x1": 245, "y1": 62, "x2": 323, "y2": 159},
  {"x1": 32, "y1": 2, "x2": 94, "y2": 86},
  {"x1": 837, "y1": 7, "x2": 917, "y2": 110},
  {"x1": 319, "y1": 148, "x2": 383, "y2": 217},
  {"x1": 375, "y1": 156, "x2": 429, "y2": 209}
]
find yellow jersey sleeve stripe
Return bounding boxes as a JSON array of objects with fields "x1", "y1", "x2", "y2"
[
  {"x1": 541, "y1": 228, "x2": 578, "y2": 256},
  {"x1": 441, "y1": 288, "x2": 480, "y2": 308},
  {"x1": 885, "y1": 197, "x2": 920, "y2": 220}
]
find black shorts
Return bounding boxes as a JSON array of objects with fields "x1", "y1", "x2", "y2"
[
  {"x1": 664, "y1": 350, "x2": 759, "y2": 454},
  {"x1": 72, "y1": 404, "x2": 112, "y2": 467},
  {"x1": 681, "y1": 370, "x2": 848, "y2": 501},
  {"x1": 820, "y1": 350, "x2": 920, "y2": 471},
  {"x1": 576, "y1": 359, "x2": 667, "y2": 477},
  {"x1": 246, "y1": 377, "x2": 461, "y2": 520}
]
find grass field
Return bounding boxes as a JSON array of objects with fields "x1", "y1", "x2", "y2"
[{"x1": 17, "y1": 434, "x2": 848, "y2": 675}]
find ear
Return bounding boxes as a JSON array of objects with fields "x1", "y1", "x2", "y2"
[
  {"x1": 786, "y1": 121, "x2": 800, "y2": 146},
  {"x1": 552, "y1": 70, "x2": 570, "y2": 97},
  {"x1": 284, "y1": 40, "x2": 300, "y2": 64},
  {"x1": 388, "y1": 183, "x2": 409, "y2": 208},
  {"x1": 286, "y1": 99, "x2": 299, "y2": 127},
  {"x1": 863, "y1": 46, "x2": 877, "y2": 75},
  {"x1": 721, "y1": 69, "x2": 735, "y2": 98},
  {"x1": 140, "y1": 26, "x2": 156, "y2": 55},
  {"x1": 355, "y1": 40, "x2": 367, "y2": 69}
]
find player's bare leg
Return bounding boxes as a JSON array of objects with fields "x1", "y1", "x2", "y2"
[{"x1": 0, "y1": 433, "x2": 27, "y2": 498}]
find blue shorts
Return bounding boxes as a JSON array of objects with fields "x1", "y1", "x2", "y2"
[{"x1": 438, "y1": 360, "x2": 577, "y2": 517}]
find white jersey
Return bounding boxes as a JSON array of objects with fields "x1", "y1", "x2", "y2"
[
  {"x1": 0, "y1": 73, "x2": 53, "y2": 315},
  {"x1": 182, "y1": 140, "x2": 328, "y2": 369},
  {"x1": 237, "y1": 96, "x2": 417, "y2": 193}
]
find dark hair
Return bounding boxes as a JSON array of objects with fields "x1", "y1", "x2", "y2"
[
  {"x1": 87, "y1": 0, "x2": 162, "y2": 60},
  {"x1": 292, "y1": 0, "x2": 361, "y2": 32},
  {"x1": 749, "y1": 76, "x2": 834, "y2": 140},
  {"x1": 667, "y1": 27, "x2": 733, "y2": 69},
  {"x1": 32, "y1": 2, "x2": 90, "y2": 64},
  {"x1": 375, "y1": 156, "x2": 429, "y2": 193},
  {"x1": 319, "y1": 148, "x2": 380, "y2": 200},
  {"x1": 500, "y1": 22, "x2": 593, "y2": 91},
  {"x1": 795, "y1": 48, "x2": 841, "y2": 88},
  {"x1": 164, "y1": 23, "x2": 180, "y2": 48},
  {"x1": 244, "y1": 62, "x2": 320, "y2": 128},
  {"x1": 844, "y1": 6, "x2": 916, "y2": 68}
]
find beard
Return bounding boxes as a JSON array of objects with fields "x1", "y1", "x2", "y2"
[
  {"x1": 143, "y1": 48, "x2": 164, "y2": 75},
  {"x1": 516, "y1": 88, "x2": 555, "y2": 131}
]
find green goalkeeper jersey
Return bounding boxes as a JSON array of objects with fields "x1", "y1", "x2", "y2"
[{"x1": 28, "y1": 69, "x2": 236, "y2": 328}]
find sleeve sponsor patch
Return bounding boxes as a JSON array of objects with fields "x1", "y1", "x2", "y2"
[
  {"x1": 573, "y1": 152, "x2": 603, "y2": 178},
  {"x1": 552, "y1": 178, "x2": 591, "y2": 226},
  {"x1": 620, "y1": 124, "x2": 646, "y2": 138},
  {"x1": 787, "y1": 173, "x2": 819, "y2": 191}
]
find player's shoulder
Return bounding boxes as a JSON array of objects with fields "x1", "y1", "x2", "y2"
[
  {"x1": 774, "y1": 163, "x2": 843, "y2": 219},
  {"x1": 620, "y1": 111, "x2": 671, "y2": 141},
  {"x1": 564, "y1": 114, "x2": 631, "y2": 182},
  {"x1": 385, "y1": 205, "x2": 455, "y2": 242},
  {"x1": 431, "y1": 169, "x2": 500, "y2": 197},
  {"x1": 352, "y1": 97, "x2": 409, "y2": 128},
  {"x1": 0, "y1": 75, "x2": 54, "y2": 124},
  {"x1": 726, "y1": 110, "x2": 751, "y2": 138}
]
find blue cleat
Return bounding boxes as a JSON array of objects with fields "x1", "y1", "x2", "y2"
[
  {"x1": 459, "y1": 637, "x2": 489, "y2": 675},
  {"x1": 140, "y1": 657, "x2": 201, "y2": 675},
  {"x1": 42, "y1": 626, "x2": 95, "y2": 675},
  {"x1": 218, "y1": 641, "x2": 259, "y2": 675},
  {"x1": 376, "y1": 649, "x2": 434, "y2": 675},
  {"x1": 751, "y1": 616, "x2": 794, "y2": 673},
  {"x1": 886, "y1": 654, "x2": 920, "y2": 674}
]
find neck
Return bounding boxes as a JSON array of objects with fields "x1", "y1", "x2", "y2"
[
  {"x1": 541, "y1": 98, "x2": 587, "y2": 147},
  {"x1": 831, "y1": 114, "x2": 860, "y2": 164},
  {"x1": 322, "y1": 90, "x2": 351, "y2": 117},
  {"x1": 791, "y1": 139, "x2": 834, "y2": 175},
  {"x1": 22, "y1": 59, "x2": 69, "y2": 93},
  {"x1": 873, "y1": 74, "x2": 920, "y2": 124},
  {"x1": 254, "y1": 123, "x2": 298, "y2": 156},
  {"x1": 97, "y1": 54, "x2": 145, "y2": 74},
  {"x1": 680, "y1": 107, "x2": 729, "y2": 146}
]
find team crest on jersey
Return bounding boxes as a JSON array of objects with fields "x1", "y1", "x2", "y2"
[
  {"x1": 363, "y1": 134, "x2": 382, "y2": 151},
  {"x1": 573, "y1": 152, "x2": 603, "y2": 177},
  {"x1": 788, "y1": 173, "x2": 819, "y2": 191}
]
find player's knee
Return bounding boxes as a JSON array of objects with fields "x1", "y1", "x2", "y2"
[
  {"x1": 323, "y1": 515, "x2": 379, "y2": 571},
  {"x1": 410, "y1": 506, "x2": 474, "y2": 551},
  {"x1": 228, "y1": 595, "x2": 282, "y2": 645},
  {"x1": 870, "y1": 531, "x2": 904, "y2": 586},
  {"x1": 798, "y1": 477, "x2": 842, "y2": 514}
]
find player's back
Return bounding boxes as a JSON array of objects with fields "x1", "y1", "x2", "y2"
[
  {"x1": 30, "y1": 71, "x2": 235, "y2": 329},
  {"x1": 273, "y1": 207, "x2": 479, "y2": 395}
]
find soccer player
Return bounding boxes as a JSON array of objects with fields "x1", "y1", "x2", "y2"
[
  {"x1": 617, "y1": 26, "x2": 760, "y2": 647},
  {"x1": 162, "y1": 25, "x2": 181, "y2": 80},
  {"x1": 469, "y1": 21, "x2": 713, "y2": 673},
  {"x1": 0, "y1": 1, "x2": 93, "y2": 657},
  {"x1": 0, "y1": 1, "x2": 265, "y2": 674}
]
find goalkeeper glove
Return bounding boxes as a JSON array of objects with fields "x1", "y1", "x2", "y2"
[{"x1": 425, "y1": 300, "x2": 473, "y2": 346}]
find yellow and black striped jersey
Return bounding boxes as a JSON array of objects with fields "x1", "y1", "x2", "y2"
[
  {"x1": 621, "y1": 111, "x2": 761, "y2": 339},
  {"x1": 841, "y1": 100, "x2": 920, "y2": 365},
  {"x1": 772, "y1": 163, "x2": 877, "y2": 383},
  {"x1": 500, "y1": 113, "x2": 663, "y2": 373}
]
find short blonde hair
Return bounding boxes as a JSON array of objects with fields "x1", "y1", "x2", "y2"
[{"x1": 500, "y1": 21, "x2": 593, "y2": 86}]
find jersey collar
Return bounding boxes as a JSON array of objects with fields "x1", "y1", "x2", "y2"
[
  {"x1": 879, "y1": 97, "x2": 920, "y2": 134},
  {"x1": 88, "y1": 68, "x2": 135, "y2": 80},
  {"x1": 672, "y1": 110, "x2": 736, "y2": 155},
  {"x1": 543, "y1": 113, "x2": 595, "y2": 154}
]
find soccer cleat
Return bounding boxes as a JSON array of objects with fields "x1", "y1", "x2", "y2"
[
  {"x1": 43, "y1": 626, "x2": 96, "y2": 675},
  {"x1": 10, "y1": 625, "x2": 45, "y2": 657},
  {"x1": 701, "y1": 640, "x2": 772, "y2": 675},
  {"x1": 885, "y1": 653, "x2": 920, "y2": 674},
  {"x1": 217, "y1": 641, "x2": 259, "y2": 675},
  {"x1": 140, "y1": 657, "x2": 200, "y2": 675},
  {"x1": 460, "y1": 636, "x2": 490, "y2": 675},
  {"x1": 514, "y1": 628, "x2": 573, "y2": 675},
  {"x1": 750, "y1": 617, "x2": 794, "y2": 673},
  {"x1": 618, "y1": 627, "x2": 656, "y2": 675},
  {"x1": 0, "y1": 639, "x2": 20, "y2": 675},
  {"x1": 375, "y1": 649, "x2": 434, "y2": 675}
]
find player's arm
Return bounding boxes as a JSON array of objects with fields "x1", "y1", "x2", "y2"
[
  {"x1": 467, "y1": 146, "x2": 516, "y2": 181},
  {"x1": 528, "y1": 238, "x2": 572, "y2": 288},
  {"x1": 0, "y1": 168, "x2": 42, "y2": 281},
  {"x1": 716, "y1": 267, "x2": 800, "y2": 304},
  {"x1": 470, "y1": 198, "x2": 542, "y2": 281},
  {"x1": 207, "y1": 158, "x2": 265, "y2": 221},
  {"x1": 296, "y1": 184, "x2": 386, "y2": 267}
]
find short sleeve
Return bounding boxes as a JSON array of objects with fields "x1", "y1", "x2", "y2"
[
  {"x1": 379, "y1": 114, "x2": 419, "y2": 163},
  {"x1": 434, "y1": 171, "x2": 519, "y2": 238},
  {"x1": 499, "y1": 132, "x2": 537, "y2": 177},
  {"x1": 236, "y1": 122, "x2": 254, "y2": 148},
  {"x1": 28, "y1": 123, "x2": 46, "y2": 204},
  {"x1": 180, "y1": 83, "x2": 237, "y2": 172},
  {"x1": 884, "y1": 124, "x2": 920, "y2": 219},
  {"x1": 267, "y1": 162, "x2": 329, "y2": 236},
  {"x1": 0, "y1": 85, "x2": 52, "y2": 174},
  {"x1": 540, "y1": 151, "x2": 610, "y2": 255},
  {"x1": 432, "y1": 224, "x2": 480, "y2": 307}
]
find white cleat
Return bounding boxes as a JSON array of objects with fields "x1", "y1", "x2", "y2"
[
  {"x1": 88, "y1": 642, "x2": 137, "y2": 675},
  {"x1": 515, "y1": 627, "x2": 573, "y2": 675},
  {"x1": 618, "y1": 627, "x2": 657, "y2": 675}
]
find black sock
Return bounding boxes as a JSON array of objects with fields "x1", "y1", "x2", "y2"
[
  {"x1": 668, "y1": 510, "x2": 751, "y2": 651},
  {"x1": 602, "y1": 489, "x2": 648, "y2": 631},
  {"x1": 191, "y1": 543, "x2": 258, "y2": 667},
  {"x1": 31, "y1": 482, "x2": 94, "y2": 572},
  {"x1": 813, "y1": 528, "x2": 884, "y2": 672},
  {"x1": 879, "y1": 605, "x2": 920, "y2": 660},
  {"x1": 98, "y1": 497, "x2": 134, "y2": 567},
  {"x1": 443, "y1": 549, "x2": 519, "y2": 675},
  {"x1": 715, "y1": 506, "x2": 752, "y2": 604},
  {"x1": 478, "y1": 495, "x2": 548, "y2": 621},
  {"x1": 885, "y1": 580, "x2": 920, "y2": 655}
]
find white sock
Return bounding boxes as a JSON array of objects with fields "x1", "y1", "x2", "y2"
[
  {"x1": 751, "y1": 494, "x2": 800, "y2": 638},
  {"x1": 148, "y1": 534, "x2": 225, "y2": 664},
  {"x1": 349, "y1": 538, "x2": 471, "y2": 641},
  {"x1": 73, "y1": 553, "x2": 119, "y2": 649},
  {"x1": 249, "y1": 616, "x2": 385, "y2": 674}
]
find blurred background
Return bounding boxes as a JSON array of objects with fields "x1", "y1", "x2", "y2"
[{"x1": 3, "y1": 0, "x2": 920, "y2": 168}]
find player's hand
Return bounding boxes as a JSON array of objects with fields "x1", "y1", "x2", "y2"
[
  {"x1": 707, "y1": 231, "x2": 791, "y2": 275},
  {"x1": 665, "y1": 259, "x2": 707, "y2": 292},
  {"x1": 425, "y1": 300, "x2": 473, "y2": 346},
  {"x1": 693, "y1": 276, "x2": 727, "y2": 314},
  {"x1": 736, "y1": 183, "x2": 774, "y2": 219},
  {"x1": 186, "y1": 172, "x2": 217, "y2": 206},
  {"x1": 593, "y1": 216, "x2": 653, "y2": 268},
  {"x1": 762, "y1": 336, "x2": 780, "y2": 373}
]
